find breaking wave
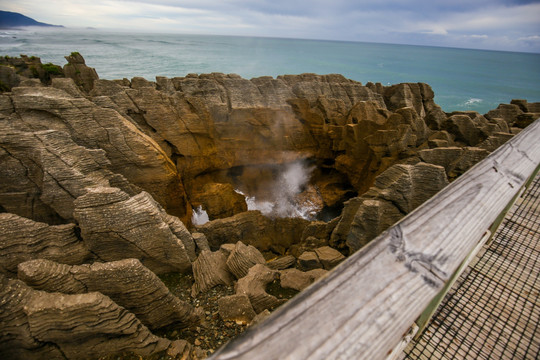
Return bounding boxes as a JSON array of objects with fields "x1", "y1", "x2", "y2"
[{"x1": 461, "y1": 98, "x2": 483, "y2": 107}]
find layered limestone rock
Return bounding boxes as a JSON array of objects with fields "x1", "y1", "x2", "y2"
[
  {"x1": 195, "y1": 211, "x2": 309, "y2": 254},
  {"x1": 0, "y1": 55, "x2": 64, "y2": 90},
  {"x1": 217, "y1": 294, "x2": 257, "y2": 325},
  {"x1": 1, "y1": 54, "x2": 538, "y2": 359},
  {"x1": 280, "y1": 268, "x2": 328, "y2": 291},
  {"x1": 2, "y1": 85, "x2": 190, "y2": 222},
  {"x1": 235, "y1": 264, "x2": 285, "y2": 314},
  {"x1": 419, "y1": 147, "x2": 490, "y2": 179},
  {"x1": 62, "y1": 52, "x2": 99, "y2": 92},
  {"x1": 0, "y1": 213, "x2": 91, "y2": 276},
  {"x1": 195, "y1": 182, "x2": 247, "y2": 220},
  {"x1": 17, "y1": 258, "x2": 200, "y2": 330},
  {"x1": 331, "y1": 162, "x2": 449, "y2": 253},
  {"x1": 191, "y1": 250, "x2": 234, "y2": 296},
  {"x1": 0, "y1": 125, "x2": 139, "y2": 223},
  {"x1": 0, "y1": 274, "x2": 180, "y2": 360},
  {"x1": 225, "y1": 241, "x2": 266, "y2": 279},
  {"x1": 266, "y1": 255, "x2": 296, "y2": 270},
  {"x1": 3, "y1": 54, "x2": 536, "y2": 224},
  {"x1": 73, "y1": 187, "x2": 195, "y2": 274}
]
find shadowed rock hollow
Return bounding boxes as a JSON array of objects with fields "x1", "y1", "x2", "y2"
[{"x1": 0, "y1": 54, "x2": 538, "y2": 359}]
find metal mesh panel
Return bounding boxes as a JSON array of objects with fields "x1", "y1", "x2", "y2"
[{"x1": 404, "y1": 173, "x2": 540, "y2": 360}]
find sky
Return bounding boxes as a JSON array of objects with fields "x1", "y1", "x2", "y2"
[{"x1": 3, "y1": 0, "x2": 540, "y2": 53}]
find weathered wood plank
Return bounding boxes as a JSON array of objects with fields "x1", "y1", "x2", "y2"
[
  {"x1": 413, "y1": 230, "x2": 491, "y2": 339},
  {"x1": 210, "y1": 119, "x2": 540, "y2": 360}
]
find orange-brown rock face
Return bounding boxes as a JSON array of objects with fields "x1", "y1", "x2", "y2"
[
  {"x1": 1, "y1": 54, "x2": 535, "y2": 225},
  {"x1": 89, "y1": 73, "x2": 420, "y2": 216},
  {"x1": 2, "y1": 54, "x2": 538, "y2": 360}
]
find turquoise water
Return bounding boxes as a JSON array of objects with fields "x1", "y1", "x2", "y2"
[{"x1": 1, "y1": 28, "x2": 539, "y2": 114}]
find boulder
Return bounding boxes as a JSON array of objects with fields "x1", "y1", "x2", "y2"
[
  {"x1": 514, "y1": 113, "x2": 539, "y2": 129},
  {"x1": 218, "y1": 294, "x2": 257, "y2": 325},
  {"x1": 419, "y1": 147, "x2": 464, "y2": 173},
  {"x1": 196, "y1": 211, "x2": 270, "y2": 250},
  {"x1": 279, "y1": 268, "x2": 330, "y2": 291},
  {"x1": 219, "y1": 243, "x2": 236, "y2": 257},
  {"x1": 250, "y1": 309, "x2": 272, "y2": 327},
  {"x1": 191, "y1": 250, "x2": 234, "y2": 296},
  {"x1": 344, "y1": 162, "x2": 448, "y2": 253},
  {"x1": 329, "y1": 197, "x2": 364, "y2": 250},
  {"x1": 73, "y1": 187, "x2": 195, "y2": 274},
  {"x1": 306, "y1": 268, "x2": 329, "y2": 282},
  {"x1": 195, "y1": 211, "x2": 309, "y2": 253},
  {"x1": 289, "y1": 220, "x2": 338, "y2": 256},
  {"x1": 346, "y1": 198, "x2": 403, "y2": 253},
  {"x1": 485, "y1": 103, "x2": 523, "y2": 126},
  {"x1": 443, "y1": 114, "x2": 485, "y2": 146},
  {"x1": 0, "y1": 213, "x2": 91, "y2": 276},
  {"x1": 419, "y1": 146, "x2": 491, "y2": 180},
  {"x1": 62, "y1": 52, "x2": 99, "y2": 92},
  {"x1": 314, "y1": 246, "x2": 345, "y2": 270},
  {"x1": 0, "y1": 274, "x2": 175, "y2": 360},
  {"x1": 235, "y1": 264, "x2": 285, "y2": 313},
  {"x1": 279, "y1": 268, "x2": 312, "y2": 291},
  {"x1": 51, "y1": 77, "x2": 85, "y2": 98},
  {"x1": 17, "y1": 258, "x2": 200, "y2": 330},
  {"x1": 0, "y1": 65, "x2": 20, "y2": 91},
  {"x1": 367, "y1": 163, "x2": 449, "y2": 214},
  {"x1": 447, "y1": 147, "x2": 490, "y2": 178},
  {"x1": 226, "y1": 241, "x2": 266, "y2": 279},
  {"x1": 427, "y1": 130, "x2": 454, "y2": 148},
  {"x1": 381, "y1": 83, "x2": 425, "y2": 117},
  {"x1": 266, "y1": 255, "x2": 296, "y2": 270},
  {"x1": 300, "y1": 220, "x2": 336, "y2": 244},
  {"x1": 297, "y1": 251, "x2": 322, "y2": 271},
  {"x1": 0, "y1": 55, "x2": 63, "y2": 88}
]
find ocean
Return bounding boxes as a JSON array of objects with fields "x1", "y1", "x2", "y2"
[{"x1": 1, "y1": 28, "x2": 539, "y2": 114}]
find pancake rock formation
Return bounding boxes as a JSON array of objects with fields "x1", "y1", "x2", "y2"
[{"x1": 0, "y1": 53, "x2": 538, "y2": 359}]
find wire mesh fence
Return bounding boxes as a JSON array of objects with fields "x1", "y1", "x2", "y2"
[{"x1": 403, "y1": 173, "x2": 540, "y2": 360}]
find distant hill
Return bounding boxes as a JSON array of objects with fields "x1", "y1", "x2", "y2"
[{"x1": 0, "y1": 10, "x2": 63, "y2": 28}]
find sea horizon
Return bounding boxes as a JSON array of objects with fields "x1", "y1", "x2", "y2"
[{"x1": 2, "y1": 27, "x2": 540, "y2": 114}]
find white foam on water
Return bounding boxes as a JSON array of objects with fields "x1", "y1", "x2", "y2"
[{"x1": 462, "y1": 98, "x2": 483, "y2": 107}]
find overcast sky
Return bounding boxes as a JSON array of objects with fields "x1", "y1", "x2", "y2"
[{"x1": 4, "y1": 0, "x2": 540, "y2": 52}]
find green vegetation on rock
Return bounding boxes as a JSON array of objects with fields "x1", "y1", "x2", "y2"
[{"x1": 41, "y1": 63, "x2": 62, "y2": 75}]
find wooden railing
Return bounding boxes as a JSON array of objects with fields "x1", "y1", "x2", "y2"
[{"x1": 210, "y1": 118, "x2": 540, "y2": 360}]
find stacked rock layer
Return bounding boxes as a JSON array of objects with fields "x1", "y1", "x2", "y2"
[{"x1": 0, "y1": 54, "x2": 538, "y2": 359}]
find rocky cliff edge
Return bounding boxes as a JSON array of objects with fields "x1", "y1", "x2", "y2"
[{"x1": 0, "y1": 54, "x2": 538, "y2": 359}]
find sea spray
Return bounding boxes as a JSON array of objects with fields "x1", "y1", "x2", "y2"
[
  {"x1": 236, "y1": 160, "x2": 321, "y2": 220},
  {"x1": 191, "y1": 205, "x2": 209, "y2": 225}
]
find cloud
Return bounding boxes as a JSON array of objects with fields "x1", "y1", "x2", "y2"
[
  {"x1": 466, "y1": 34, "x2": 489, "y2": 39},
  {"x1": 3, "y1": 0, "x2": 540, "y2": 52},
  {"x1": 420, "y1": 27, "x2": 449, "y2": 36}
]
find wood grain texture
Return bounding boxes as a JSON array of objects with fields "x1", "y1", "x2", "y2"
[{"x1": 210, "y1": 119, "x2": 540, "y2": 360}]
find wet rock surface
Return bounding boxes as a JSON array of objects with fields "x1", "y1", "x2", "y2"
[{"x1": 0, "y1": 54, "x2": 538, "y2": 359}]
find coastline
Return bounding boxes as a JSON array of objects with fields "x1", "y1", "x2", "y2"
[
  {"x1": 0, "y1": 53, "x2": 538, "y2": 359},
  {"x1": 1, "y1": 29, "x2": 539, "y2": 113}
]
